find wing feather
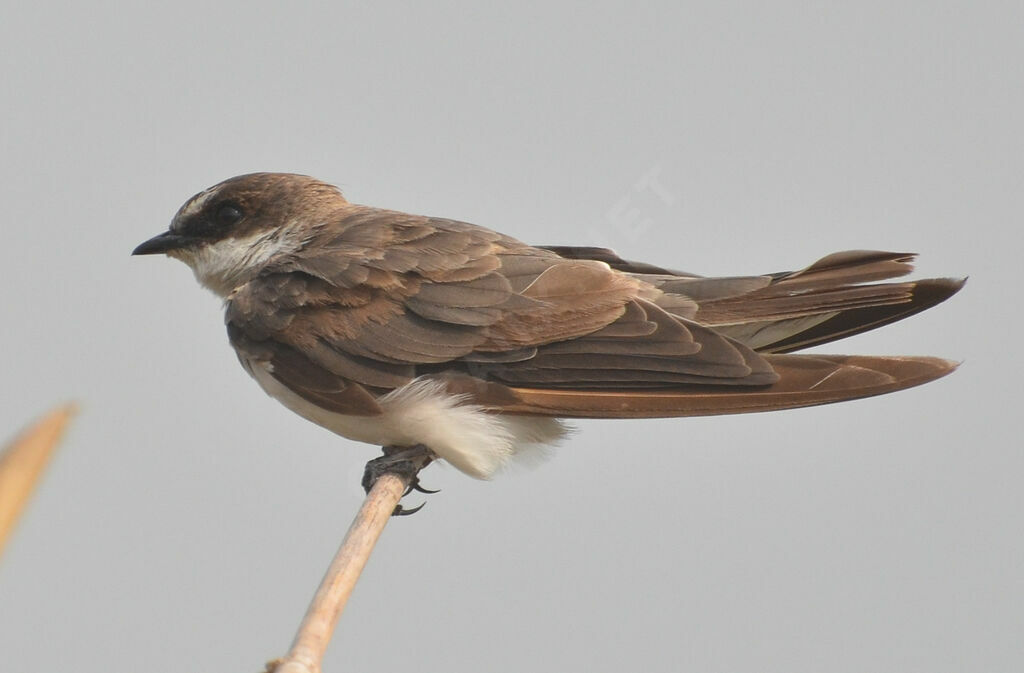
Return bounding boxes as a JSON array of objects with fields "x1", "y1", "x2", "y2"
[
  {"x1": 226, "y1": 208, "x2": 783, "y2": 413},
  {"x1": 499, "y1": 356, "x2": 958, "y2": 418}
]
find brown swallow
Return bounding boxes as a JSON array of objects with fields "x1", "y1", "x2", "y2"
[{"x1": 133, "y1": 173, "x2": 964, "y2": 478}]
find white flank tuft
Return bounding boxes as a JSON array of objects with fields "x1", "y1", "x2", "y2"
[
  {"x1": 248, "y1": 365, "x2": 569, "y2": 479},
  {"x1": 377, "y1": 379, "x2": 569, "y2": 478}
]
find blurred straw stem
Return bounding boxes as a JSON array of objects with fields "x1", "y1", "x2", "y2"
[
  {"x1": 0, "y1": 403, "x2": 76, "y2": 558},
  {"x1": 268, "y1": 471, "x2": 413, "y2": 673}
]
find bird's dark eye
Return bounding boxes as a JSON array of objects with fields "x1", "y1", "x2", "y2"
[{"x1": 215, "y1": 203, "x2": 244, "y2": 227}]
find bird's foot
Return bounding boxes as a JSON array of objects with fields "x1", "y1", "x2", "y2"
[{"x1": 362, "y1": 444, "x2": 437, "y2": 516}]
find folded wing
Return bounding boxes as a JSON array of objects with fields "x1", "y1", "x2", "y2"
[{"x1": 226, "y1": 210, "x2": 962, "y2": 419}]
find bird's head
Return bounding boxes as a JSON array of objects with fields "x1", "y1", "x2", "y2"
[{"x1": 133, "y1": 172, "x2": 346, "y2": 296}]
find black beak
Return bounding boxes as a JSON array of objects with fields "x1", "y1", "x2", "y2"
[{"x1": 132, "y1": 230, "x2": 191, "y2": 256}]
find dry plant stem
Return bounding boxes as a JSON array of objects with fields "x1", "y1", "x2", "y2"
[
  {"x1": 272, "y1": 472, "x2": 408, "y2": 673},
  {"x1": 0, "y1": 404, "x2": 76, "y2": 558}
]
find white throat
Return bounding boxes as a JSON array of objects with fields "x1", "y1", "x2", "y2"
[{"x1": 174, "y1": 230, "x2": 302, "y2": 298}]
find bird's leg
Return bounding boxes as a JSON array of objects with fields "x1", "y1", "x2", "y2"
[{"x1": 361, "y1": 444, "x2": 437, "y2": 516}]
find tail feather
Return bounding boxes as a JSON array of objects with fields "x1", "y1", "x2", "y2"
[
  {"x1": 757, "y1": 277, "x2": 966, "y2": 353},
  {"x1": 767, "y1": 250, "x2": 917, "y2": 287},
  {"x1": 671, "y1": 251, "x2": 964, "y2": 353},
  {"x1": 542, "y1": 248, "x2": 964, "y2": 354}
]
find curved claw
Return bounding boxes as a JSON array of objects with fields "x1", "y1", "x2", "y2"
[
  {"x1": 402, "y1": 480, "x2": 438, "y2": 496},
  {"x1": 393, "y1": 502, "x2": 426, "y2": 516}
]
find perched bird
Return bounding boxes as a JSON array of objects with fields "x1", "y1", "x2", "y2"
[{"x1": 133, "y1": 173, "x2": 964, "y2": 480}]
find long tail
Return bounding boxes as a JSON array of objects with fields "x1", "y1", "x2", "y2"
[
  {"x1": 694, "y1": 251, "x2": 966, "y2": 352},
  {"x1": 544, "y1": 247, "x2": 966, "y2": 354}
]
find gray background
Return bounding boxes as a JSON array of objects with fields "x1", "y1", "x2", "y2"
[{"x1": 1, "y1": 2, "x2": 1020, "y2": 672}]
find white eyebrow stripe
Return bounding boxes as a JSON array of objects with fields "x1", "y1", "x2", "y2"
[{"x1": 172, "y1": 188, "x2": 219, "y2": 230}]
